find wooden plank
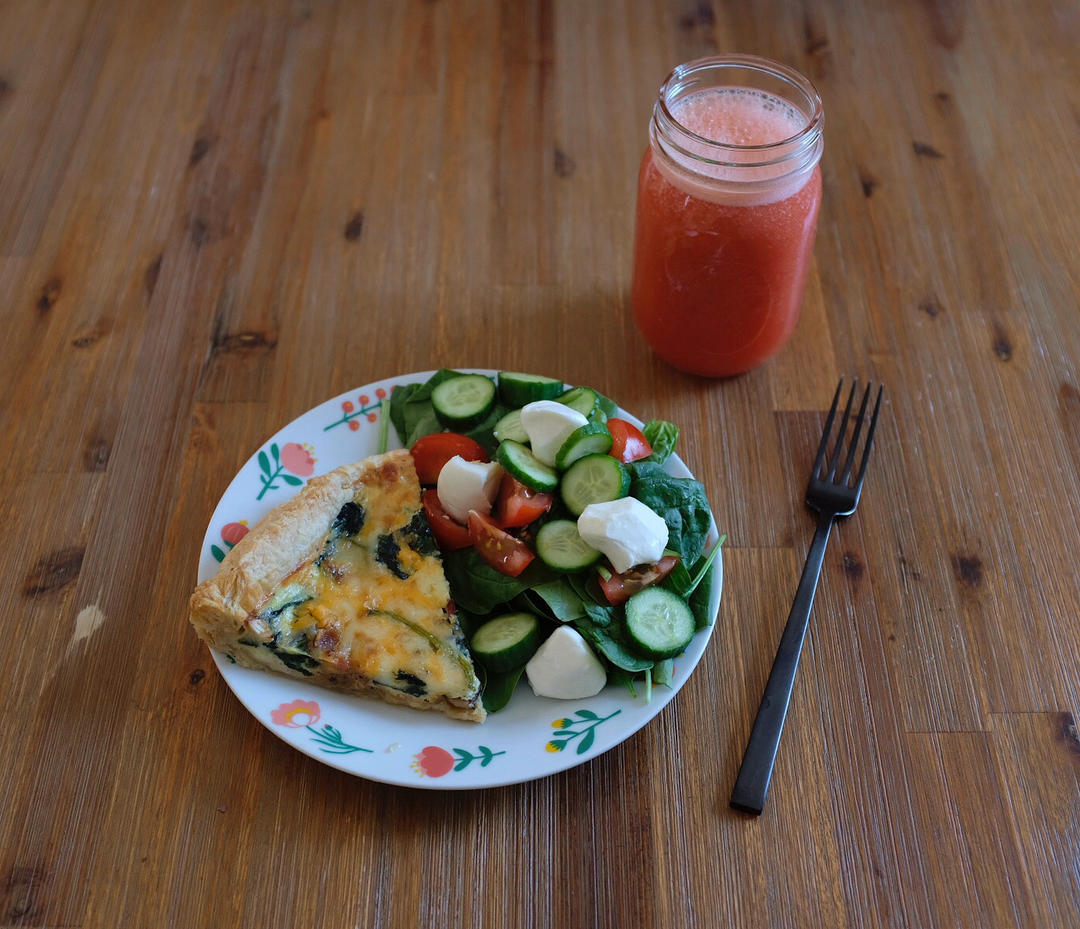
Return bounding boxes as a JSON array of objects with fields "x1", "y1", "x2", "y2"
[
  {"x1": 991, "y1": 712, "x2": 1080, "y2": 926},
  {"x1": 904, "y1": 730, "x2": 1036, "y2": 927}
]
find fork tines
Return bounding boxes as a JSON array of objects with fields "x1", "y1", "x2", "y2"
[{"x1": 813, "y1": 379, "x2": 883, "y2": 489}]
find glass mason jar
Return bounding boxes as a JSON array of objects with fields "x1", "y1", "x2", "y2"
[{"x1": 630, "y1": 55, "x2": 824, "y2": 377}]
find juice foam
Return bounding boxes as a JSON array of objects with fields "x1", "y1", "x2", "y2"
[
  {"x1": 654, "y1": 87, "x2": 815, "y2": 203},
  {"x1": 672, "y1": 87, "x2": 805, "y2": 147}
]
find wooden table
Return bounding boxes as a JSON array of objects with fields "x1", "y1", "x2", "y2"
[{"x1": 3, "y1": 1, "x2": 1078, "y2": 926}]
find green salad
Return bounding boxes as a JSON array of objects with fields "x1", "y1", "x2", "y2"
[{"x1": 387, "y1": 369, "x2": 723, "y2": 713}]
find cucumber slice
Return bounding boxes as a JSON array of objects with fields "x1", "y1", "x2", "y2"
[
  {"x1": 496, "y1": 440, "x2": 559, "y2": 491},
  {"x1": 555, "y1": 422, "x2": 613, "y2": 470},
  {"x1": 557, "y1": 386, "x2": 599, "y2": 418},
  {"x1": 624, "y1": 587, "x2": 695, "y2": 659},
  {"x1": 536, "y1": 520, "x2": 600, "y2": 572},
  {"x1": 471, "y1": 612, "x2": 540, "y2": 672},
  {"x1": 493, "y1": 408, "x2": 530, "y2": 444},
  {"x1": 498, "y1": 372, "x2": 564, "y2": 407},
  {"x1": 560, "y1": 453, "x2": 630, "y2": 516},
  {"x1": 431, "y1": 374, "x2": 497, "y2": 429}
]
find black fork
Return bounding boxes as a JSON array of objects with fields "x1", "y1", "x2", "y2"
[{"x1": 730, "y1": 379, "x2": 884, "y2": 815}]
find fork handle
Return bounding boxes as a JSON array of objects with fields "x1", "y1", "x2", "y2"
[{"x1": 730, "y1": 511, "x2": 834, "y2": 815}]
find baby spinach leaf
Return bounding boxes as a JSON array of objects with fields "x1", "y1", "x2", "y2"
[
  {"x1": 442, "y1": 549, "x2": 554, "y2": 614},
  {"x1": 567, "y1": 570, "x2": 608, "y2": 607},
  {"x1": 594, "y1": 390, "x2": 620, "y2": 421},
  {"x1": 660, "y1": 535, "x2": 724, "y2": 627},
  {"x1": 480, "y1": 665, "x2": 526, "y2": 714},
  {"x1": 413, "y1": 368, "x2": 465, "y2": 400},
  {"x1": 453, "y1": 608, "x2": 486, "y2": 640},
  {"x1": 606, "y1": 666, "x2": 636, "y2": 693},
  {"x1": 662, "y1": 556, "x2": 694, "y2": 597},
  {"x1": 389, "y1": 383, "x2": 421, "y2": 442},
  {"x1": 689, "y1": 562, "x2": 716, "y2": 629},
  {"x1": 653, "y1": 658, "x2": 674, "y2": 686},
  {"x1": 581, "y1": 601, "x2": 616, "y2": 627},
  {"x1": 530, "y1": 579, "x2": 586, "y2": 622},
  {"x1": 405, "y1": 407, "x2": 441, "y2": 447},
  {"x1": 642, "y1": 420, "x2": 679, "y2": 464},
  {"x1": 392, "y1": 369, "x2": 469, "y2": 446},
  {"x1": 575, "y1": 616, "x2": 654, "y2": 672},
  {"x1": 462, "y1": 402, "x2": 508, "y2": 455},
  {"x1": 629, "y1": 461, "x2": 713, "y2": 565}
]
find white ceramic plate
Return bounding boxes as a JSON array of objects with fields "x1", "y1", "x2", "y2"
[{"x1": 198, "y1": 370, "x2": 722, "y2": 789}]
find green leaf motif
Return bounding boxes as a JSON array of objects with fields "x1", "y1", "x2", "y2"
[
  {"x1": 258, "y1": 450, "x2": 271, "y2": 476},
  {"x1": 545, "y1": 708, "x2": 621, "y2": 756},
  {"x1": 447, "y1": 745, "x2": 506, "y2": 772},
  {"x1": 271, "y1": 443, "x2": 280, "y2": 463},
  {"x1": 282, "y1": 474, "x2": 303, "y2": 486},
  {"x1": 305, "y1": 723, "x2": 372, "y2": 755},
  {"x1": 211, "y1": 544, "x2": 226, "y2": 563}
]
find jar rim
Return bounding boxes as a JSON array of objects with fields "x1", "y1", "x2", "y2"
[{"x1": 655, "y1": 54, "x2": 823, "y2": 158}]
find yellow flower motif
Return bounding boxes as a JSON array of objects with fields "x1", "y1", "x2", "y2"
[
  {"x1": 551, "y1": 718, "x2": 571, "y2": 729},
  {"x1": 545, "y1": 741, "x2": 564, "y2": 753}
]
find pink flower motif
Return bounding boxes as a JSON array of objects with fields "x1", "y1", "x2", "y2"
[
  {"x1": 281, "y1": 442, "x2": 316, "y2": 476},
  {"x1": 221, "y1": 521, "x2": 249, "y2": 546},
  {"x1": 375, "y1": 387, "x2": 387, "y2": 400},
  {"x1": 411, "y1": 745, "x2": 455, "y2": 778},
  {"x1": 271, "y1": 699, "x2": 321, "y2": 728}
]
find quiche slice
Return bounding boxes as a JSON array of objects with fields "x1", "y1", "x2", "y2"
[{"x1": 189, "y1": 450, "x2": 485, "y2": 722}]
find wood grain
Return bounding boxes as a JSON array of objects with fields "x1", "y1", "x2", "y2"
[{"x1": 2, "y1": 0, "x2": 1079, "y2": 926}]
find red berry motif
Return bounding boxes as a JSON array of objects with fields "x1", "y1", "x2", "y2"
[{"x1": 323, "y1": 384, "x2": 395, "y2": 433}]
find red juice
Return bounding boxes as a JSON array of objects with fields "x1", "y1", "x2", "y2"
[{"x1": 631, "y1": 66, "x2": 824, "y2": 377}]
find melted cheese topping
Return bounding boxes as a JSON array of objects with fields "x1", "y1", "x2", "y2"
[{"x1": 250, "y1": 479, "x2": 474, "y2": 701}]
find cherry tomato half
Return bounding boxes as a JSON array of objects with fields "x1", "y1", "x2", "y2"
[
  {"x1": 494, "y1": 474, "x2": 554, "y2": 528},
  {"x1": 598, "y1": 554, "x2": 680, "y2": 605},
  {"x1": 410, "y1": 433, "x2": 487, "y2": 485},
  {"x1": 467, "y1": 510, "x2": 535, "y2": 577},
  {"x1": 421, "y1": 489, "x2": 472, "y2": 550},
  {"x1": 607, "y1": 418, "x2": 652, "y2": 463}
]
